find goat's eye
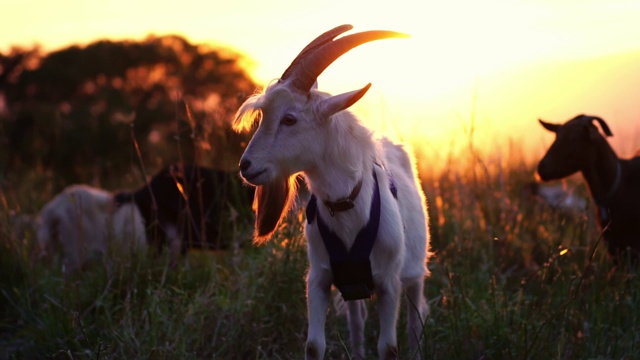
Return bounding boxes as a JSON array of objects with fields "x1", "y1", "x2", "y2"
[{"x1": 280, "y1": 114, "x2": 297, "y2": 126}]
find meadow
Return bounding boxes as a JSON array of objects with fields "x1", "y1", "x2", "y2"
[{"x1": 1, "y1": 138, "x2": 640, "y2": 360}]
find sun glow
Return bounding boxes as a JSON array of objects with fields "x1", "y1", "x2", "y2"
[
  {"x1": 3, "y1": 0, "x2": 640, "y2": 159},
  {"x1": 235, "y1": 1, "x2": 640, "y2": 160},
  {"x1": 285, "y1": 1, "x2": 640, "y2": 157}
]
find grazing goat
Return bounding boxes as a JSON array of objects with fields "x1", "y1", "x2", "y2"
[
  {"x1": 37, "y1": 164, "x2": 254, "y2": 272},
  {"x1": 36, "y1": 184, "x2": 146, "y2": 273},
  {"x1": 523, "y1": 181, "x2": 588, "y2": 215},
  {"x1": 537, "y1": 114, "x2": 640, "y2": 259},
  {"x1": 233, "y1": 25, "x2": 430, "y2": 359},
  {"x1": 114, "y1": 164, "x2": 255, "y2": 257}
]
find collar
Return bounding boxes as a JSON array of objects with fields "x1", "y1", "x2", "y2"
[
  {"x1": 597, "y1": 160, "x2": 622, "y2": 226},
  {"x1": 323, "y1": 177, "x2": 363, "y2": 216},
  {"x1": 602, "y1": 160, "x2": 622, "y2": 203}
]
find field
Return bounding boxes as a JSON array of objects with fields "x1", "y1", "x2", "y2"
[{"x1": 1, "y1": 142, "x2": 639, "y2": 360}]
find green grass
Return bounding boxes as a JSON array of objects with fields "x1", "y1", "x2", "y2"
[{"x1": 2, "y1": 148, "x2": 640, "y2": 359}]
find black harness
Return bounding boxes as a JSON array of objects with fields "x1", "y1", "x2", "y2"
[{"x1": 306, "y1": 167, "x2": 397, "y2": 301}]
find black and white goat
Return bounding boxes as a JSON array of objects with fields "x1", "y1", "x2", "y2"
[
  {"x1": 233, "y1": 25, "x2": 430, "y2": 359},
  {"x1": 114, "y1": 164, "x2": 255, "y2": 256},
  {"x1": 537, "y1": 114, "x2": 640, "y2": 259},
  {"x1": 37, "y1": 164, "x2": 254, "y2": 272}
]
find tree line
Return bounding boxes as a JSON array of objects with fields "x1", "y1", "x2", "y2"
[{"x1": 0, "y1": 35, "x2": 257, "y2": 191}]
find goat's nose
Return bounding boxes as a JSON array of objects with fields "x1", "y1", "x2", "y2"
[
  {"x1": 239, "y1": 159, "x2": 252, "y2": 172},
  {"x1": 537, "y1": 160, "x2": 550, "y2": 181},
  {"x1": 537, "y1": 158, "x2": 549, "y2": 173}
]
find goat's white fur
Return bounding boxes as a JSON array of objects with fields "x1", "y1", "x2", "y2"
[
  {"x1": 36, "y1": 184, "x2": 147, "y2": 273},
  {"x1": 533, "y1": 183, "x2": 588, "y2": 213},
  {"x1": 235, "y1": 81, "x2": 430, "y2": 358}
]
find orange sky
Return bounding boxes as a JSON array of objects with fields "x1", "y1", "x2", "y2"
[{"x1": 2, "y1": 0, "x2": 640, "y2": 161}]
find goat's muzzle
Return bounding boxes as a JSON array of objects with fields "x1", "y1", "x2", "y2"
[
  {"x1": 536, "y1": 159, "x2": 554, "y2": 182},
  {"x1": 239, "y1": 158, "x2": 269, "y2": 186}
]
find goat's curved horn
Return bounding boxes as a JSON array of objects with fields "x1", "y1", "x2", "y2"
[
  {"x1": 589, "y1": 116, "x2": 613, "y2": 137},
  {"x1": 575, "y1": 114, "x2": 613, "y2": 137},
  {"x1": 280, "y1": 24, "x2": 408, "y2": 93},
  {"x1": 282, "y1": 24, "x2": 353, "y2": 77}
]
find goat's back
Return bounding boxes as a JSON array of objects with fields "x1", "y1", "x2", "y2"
[
  {"x1": 627, "y1": 155, "x2": 640, "y2": 179},
  {"x1": 37, "y1": 185, "x2": 115, "y2": 271},
  {"x1": 598, "y1": 156, "x2": 640, "y2": 259},
  {"x1": 37, "y1": 185, "x2": 146, "y2": 272}
]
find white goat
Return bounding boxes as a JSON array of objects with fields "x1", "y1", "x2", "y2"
[
  {"x1": 36, "y1": 184, "x2": 146, "y2": 273},
  {"x1": 233, "y1": 25, "x2": 430, "y2": 359},
  {"x1": 524, "y1": 182, "x2": 588, "y2": 214}
]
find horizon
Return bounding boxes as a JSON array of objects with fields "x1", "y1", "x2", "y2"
[{"x1": 2, "y1": 0, "x2": 640, "y2": 162}]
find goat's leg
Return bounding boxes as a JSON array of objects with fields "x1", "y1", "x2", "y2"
[
  {"x1": 347, "y1": 299, "x2": 368, "y2": 359},
  {"x1": 60, "y1": 217, "x2": 80, "y2": 274},
  {"x1": 306, "y1": 269, "x2": 331, "y2": 360},
  {"x1": 405, "y1": 278, "x2": 428, "y2": 359},
  {"x1": 376, "y1": 277, "x2": 401, "y2": 360},
  {"x1": 165, "y1": 224, "x2": 181, "y2": 267}
]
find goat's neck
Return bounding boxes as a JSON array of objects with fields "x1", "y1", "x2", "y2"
[
  {"x1": 305, "y1": 157, "x2": 374, "y2": 204},
  {"x1": 581, "y1": 139, "x2": 620, "y2": 204},
  {"x1": 303, "y1": 120, "x2": 375, "y2": 204}
]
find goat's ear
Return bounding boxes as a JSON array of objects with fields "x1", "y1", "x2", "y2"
[
  {"x1": 318, "y1": 83, "x2": 372, "y2": 118},
  {"x1": 538, "y1": 119, "x2": 559, "y2": 133}
]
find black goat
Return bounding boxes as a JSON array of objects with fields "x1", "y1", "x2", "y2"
[
  {"x1": 115, "y1": 164, "x2": 254, "y2": 256},
  {"x1": 537, "y1": 114, "x2": 640, "y2": 260}
]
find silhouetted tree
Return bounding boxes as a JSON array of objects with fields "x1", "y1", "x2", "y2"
[{"x1": 0, "y1": 35, "x2": 257, "y2": 188}]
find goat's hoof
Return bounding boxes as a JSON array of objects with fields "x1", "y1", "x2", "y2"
[
  {"x1": 383, "y1": 345, "x2": 398, "y2": 360},
  {"x1": 305, "y1": 343, "x2": 319, "y2": 360}
]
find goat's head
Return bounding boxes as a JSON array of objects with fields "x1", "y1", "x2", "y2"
[
  {"x1": 537, "y1": 114, "x2": 613, "y2": 181},
  {"x1": 233, "y1": 24, "x2": 406, "y2": 241}
]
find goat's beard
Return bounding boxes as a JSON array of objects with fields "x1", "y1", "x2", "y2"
[{"x1": 252, "y1": 176, "x2": 296, "y2": 243}]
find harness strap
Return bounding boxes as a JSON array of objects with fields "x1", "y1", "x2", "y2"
[
  {"x1": 316, "y1": 171, "x2": 381, "y2": 262},
  {"x1": 305, "y1": 166, "x2": 398, "y2": 301}
]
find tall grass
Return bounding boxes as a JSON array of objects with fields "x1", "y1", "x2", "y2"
[{"x1": 2, "y1": 137, "x2": 640, "y2": 359}]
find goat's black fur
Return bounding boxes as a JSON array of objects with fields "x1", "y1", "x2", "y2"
[
  {"x1": 538, "y1": 114, "x2": 640, "y2": 261},
  {"x1": 115, "y1": 164, "x2": 254, "y2": 254}
]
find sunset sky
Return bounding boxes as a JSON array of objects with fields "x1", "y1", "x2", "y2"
[{"x1": 3, "y1": 0, "x2": 640, "y2": 161}]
